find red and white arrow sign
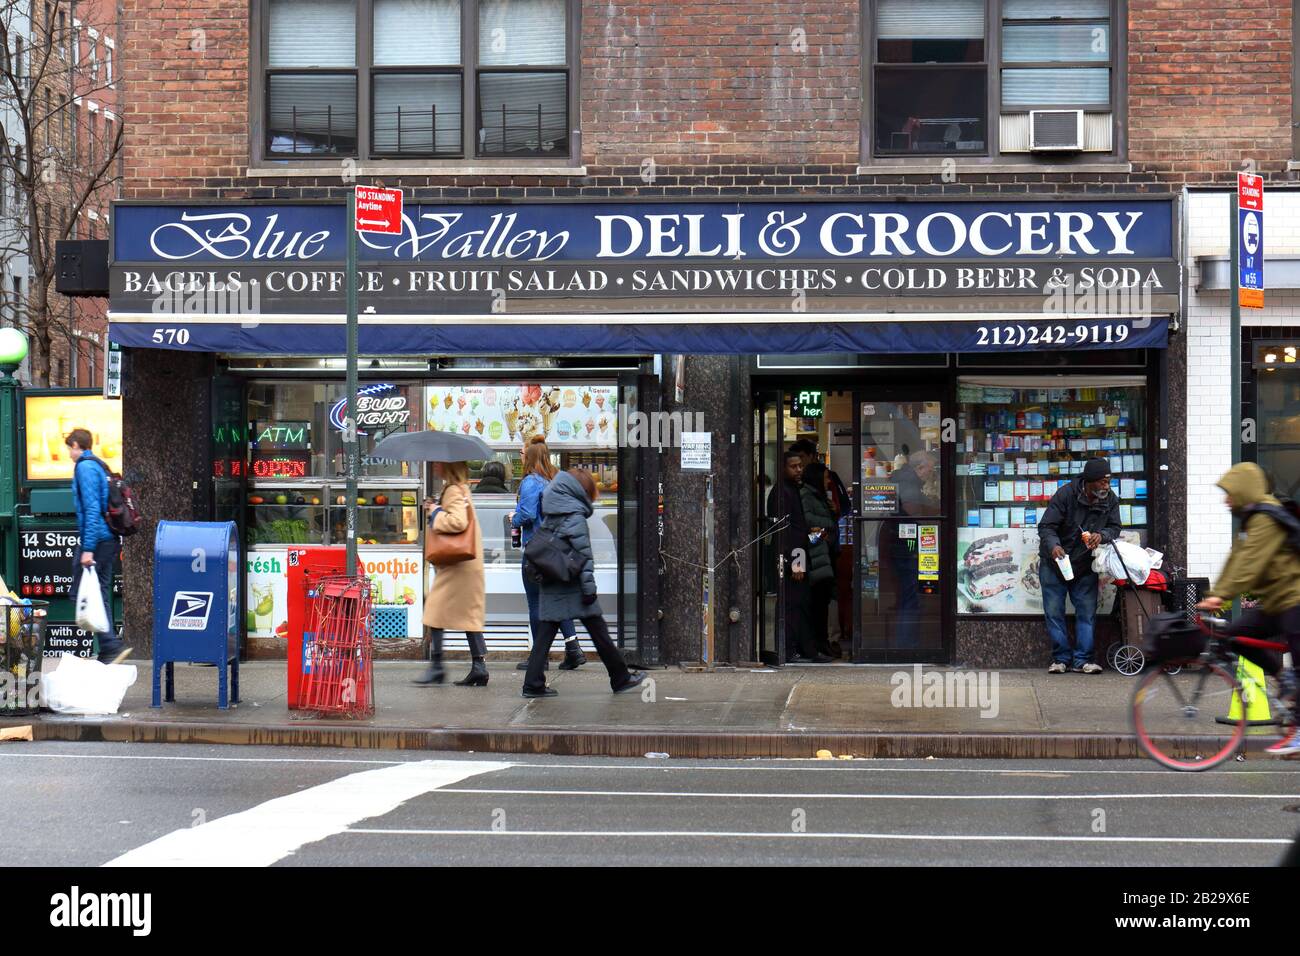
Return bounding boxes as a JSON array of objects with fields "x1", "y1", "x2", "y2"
[{"x1": 354, "y1": 186, "x2": 403, "y2": 235}]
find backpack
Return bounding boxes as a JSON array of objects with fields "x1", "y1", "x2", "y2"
[
  {"x1": 81, "y1": 455, "x2": 141, "y2": 537},
  {"x1": 522, "y1": 525, "x2": 584, "y2": 585},
  {"x1": 1242, "y1": 499, "x2": 1300, "y2": 554}
]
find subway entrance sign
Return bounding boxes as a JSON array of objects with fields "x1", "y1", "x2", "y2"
[{"x1": 1238, "y1": 173, "x2": 1264, "y2": 310}]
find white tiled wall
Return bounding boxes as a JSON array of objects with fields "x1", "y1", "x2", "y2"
[{"x1": 1185, "y1": 191, "x2": 1300, "y2": 580}]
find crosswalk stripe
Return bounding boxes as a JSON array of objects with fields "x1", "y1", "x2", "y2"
[{"x1": 102, "y1": 759, "x2": 511, "y2": 867}]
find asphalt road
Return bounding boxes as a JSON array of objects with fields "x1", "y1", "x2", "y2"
[{"x1": 3, "y1": 742, "x2": 1299, "y2": 866}]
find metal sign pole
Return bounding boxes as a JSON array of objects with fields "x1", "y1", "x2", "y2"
[
  {"x1": 704, "y1": 473, "x2": 715, "y2": 665},
  {"x1": 345, "y1": 190, "x2": 359, "y2": 577}
]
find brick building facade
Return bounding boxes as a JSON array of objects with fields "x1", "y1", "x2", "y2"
[{"x1": 108, "y1": 1, "x2": 1299, "y2": 666}]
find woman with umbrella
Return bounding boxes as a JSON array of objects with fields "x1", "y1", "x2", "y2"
[
  {"x1": 370, "y1": 430, "x2": 494, "y2": 687},
  {"x1": 418, "y1": 459, "x2": 489, "y2": 686}
]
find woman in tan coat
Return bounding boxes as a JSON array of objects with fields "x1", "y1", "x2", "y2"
[{"x1": 414, "y1": 461, "x2": 488, "y2": 687}]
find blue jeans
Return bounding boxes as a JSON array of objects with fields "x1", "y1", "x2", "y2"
[
  {"x1": 1041, "y1": 568, "x2": 1098, "y2": 667},
  {"x1": 522, "y1": 564, "x2": 576, "y2": 646}
]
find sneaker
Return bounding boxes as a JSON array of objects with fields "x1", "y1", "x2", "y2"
[
  {"x1": 1265, "y1": 727, "x2": 1300, "y2": 757},
  {"x1": 1072, "y1": 662, "x2": 1103, "y2": 674},
  {"x1": 1047, "y1": 661, "x2": 1067, "y2": 674}
]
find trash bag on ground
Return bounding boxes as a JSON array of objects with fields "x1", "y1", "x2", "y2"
[{"x1": 42, "y1": 653, "x2": 136, "y2": 715}]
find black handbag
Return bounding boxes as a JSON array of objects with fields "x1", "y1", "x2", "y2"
[{"x1": 523, "y1": 525, "x2": 584, "y2": 584}]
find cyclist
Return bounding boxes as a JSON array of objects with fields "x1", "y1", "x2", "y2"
[{"x1": 1195, "y1": 462, "x2": 1300, "y2": 756}]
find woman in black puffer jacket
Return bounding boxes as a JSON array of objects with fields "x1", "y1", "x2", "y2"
[
  {"x1": 521, "y1": 468, "x2": 646, "y2": 698},
  {"x1": 800, "y1": 461, "x2": 837, "y2": 661}
]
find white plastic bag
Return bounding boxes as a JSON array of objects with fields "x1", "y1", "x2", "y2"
[
  {"x1": 42, "y1": 653, "x2": 137, "y2": 715},
  {"x1": 75, "y1": 565, "x2": 110, "y2": 635},
  {"x1": 1094, "y1": 540, "x2": 1152, "y2": 585}
]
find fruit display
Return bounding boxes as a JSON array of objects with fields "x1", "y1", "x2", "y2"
[{"x1": 374, "y1": 495, "x2": 389, "y2": 506}]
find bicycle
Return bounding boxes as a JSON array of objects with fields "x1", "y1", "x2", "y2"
[{"x1": 1132, "y1": 615, "x2": 1296, "y2": 771}]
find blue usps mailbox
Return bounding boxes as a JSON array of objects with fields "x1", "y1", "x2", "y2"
[{"x1": 152, "y1": 521, "x2": 240, "y2": 709}]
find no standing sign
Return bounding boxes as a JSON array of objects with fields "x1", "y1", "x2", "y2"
[{"x1": 354, "y1": 186, "x2": 404, "y2": 235}]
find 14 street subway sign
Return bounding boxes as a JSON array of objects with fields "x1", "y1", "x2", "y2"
[{"x1": 108, "y1": 199, "x2": 1177, "y2": 355}]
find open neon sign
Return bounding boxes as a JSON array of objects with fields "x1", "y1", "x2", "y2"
[{"x1": 250, "y1": 455, "x2": 309, "y2": 478}]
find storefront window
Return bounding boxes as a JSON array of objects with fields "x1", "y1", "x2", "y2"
[
  {"x1": 955, "y1": 377, "x2": 1147, "y2": 615},
  {"x1": 1256, "y1": 364, "x2": 1300, "y2": 499}
]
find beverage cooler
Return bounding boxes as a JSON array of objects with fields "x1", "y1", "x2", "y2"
[{"x1": 245, "y1": 478, "x2": 423, "y2": 643}]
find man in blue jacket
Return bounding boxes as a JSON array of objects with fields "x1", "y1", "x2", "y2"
[{"x1": 66, "y1": 428, "x2": 125, "y2": 662}]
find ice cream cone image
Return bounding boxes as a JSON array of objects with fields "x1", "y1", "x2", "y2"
[
  {"x1": 461, "y1": 421, "x2": 471, "y2": 435},
  {"x1": 457, "y1": 395, "x2": 467, "y2": 413},
  {"x1": 444, "y1": 393, "x2": 453, "y2": 410},
  {"x1": 598, "y1": 416, "x2": 609, "y2": 434},
  {"x1": 582, "y1": 389, "x2": 591, "y2": 408},
  {"x1": 503, "y1": 400, "x2": 519, "y2": 441},
  {"x1": 475, "y1": 418, "x2": 485, "y2": 435},
  {"x1": 596, "y1": 394, "x2": 606, "y2": 411},
  {"x1": 540, "y1": 403, "x2": 555, "y2": 436},
  {"x1": 585, "y1": 417, "x2": 596, "y2": 437}
]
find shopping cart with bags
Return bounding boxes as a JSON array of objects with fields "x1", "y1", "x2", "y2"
[
  {"x1": 1105, "y1": 539, "x2": 1169, "y2": 676},
  {"x1": 299, "y1": 575, "x2": 376, "y2": 719}
]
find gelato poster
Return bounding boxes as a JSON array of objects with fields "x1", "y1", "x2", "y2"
[
  {"x1": 425, "y1": 384, "x2": 618, "y2": 448},
  {"x1": 957, "y1": 528, "x2": 1125, "y2": 616},
  {"x1": 246, "y1": 549, "x2": 423, "y2": 640}
]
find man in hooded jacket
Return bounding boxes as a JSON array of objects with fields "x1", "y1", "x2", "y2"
[{"x1": 1196, "y1": 462, "x2": 1300, "y2": 755}]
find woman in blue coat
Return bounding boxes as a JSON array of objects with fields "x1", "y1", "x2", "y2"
[
  {"x1": 521, "y1": 468, "x2": 644, "y2": 699},
  {"x1": 510, "y1": 438, "x2": 585, "y2": 671}
]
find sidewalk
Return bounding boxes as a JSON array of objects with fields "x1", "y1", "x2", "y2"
[{"x1": 7, "y1": 657, "x2": 1287, "y2": 760}]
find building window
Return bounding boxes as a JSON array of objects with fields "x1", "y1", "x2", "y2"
[
  {"x1": 261, "y1": 0, "x2": 573, "y2": 161},
  {"x1": 1001, "y1": 0, "x2": 1110, "y2": 110},
  {"x1": 104, "y1": 43, "x2": 112, "y2": 84},
  {"x1": 873, "y1": 0, "x2": 987, "y2": 156},
  {"x1": 955, "y1": 377, "x2": 1149, "y2": 615},
  {"x1": 868, "y1": 0, "x2": 1118, "y2": 159}
]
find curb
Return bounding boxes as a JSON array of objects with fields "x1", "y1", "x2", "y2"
[{"x1": 11, "y1": 719, "x2": 1287, "y2": 760}]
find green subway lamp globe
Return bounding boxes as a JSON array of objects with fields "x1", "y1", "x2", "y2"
[{"x1": 0, "y1": 327, "x2": 27, "y2": 367}]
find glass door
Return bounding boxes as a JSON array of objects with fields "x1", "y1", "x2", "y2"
[
  {"x1": 855, "y1": 393, "x2": 950, "y2": 662},
  {"x1": 752, "y1": 389, "x2": 786, "y2": 666}
]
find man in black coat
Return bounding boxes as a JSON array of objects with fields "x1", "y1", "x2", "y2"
[
  {"x1": 767, "y1": 449, "x2": 821, "y2": 662},
  {"x1": 1037, "y1": 457, "x2": 1122, "y2": 674}
]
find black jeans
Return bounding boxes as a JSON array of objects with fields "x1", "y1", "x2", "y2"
[
  {"x1": 427, "y1": 627, "x2": 486, "y2": 659},
  {"x1": 1223, "y1": 605, "x2": 1300, "y2": 716},
  {"x1": 73, "y1": 538, "x2": 120, "y2": 655},
  {"x1": 523, "y1": 614, "x2": 631, "y2": 693},
  {"x1": 784, "y1": 575, "x2": 817, "y2": 660},
  {"x1": 809, "y1": 578, "x2": 835, "y2": 657}
]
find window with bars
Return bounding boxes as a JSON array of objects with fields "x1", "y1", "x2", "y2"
[
  {"x1": 869, "y1": 0, "x2": 1117, "y2": 158},
  {"x1": 262, "y1": 0, "x2": 572, "y2": 160}
]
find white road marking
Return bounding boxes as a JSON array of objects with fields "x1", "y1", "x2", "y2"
[
  {"x1": 0, "y1": 752, "x2": 404, "y2": 766},
  {"x1": 522, "y1": 762, "x2": 1300, "y2": 775},
  {"x1": 430, "y1": 788, "x2": 1300, "y2": 800},
  {"x1": 347, "y1": 828, "x2": 1295, "y2": 845},
  {"x1": 102, "y1": 759, "x2": 511, "y2": 867},
  {"x1": 4, "y1": 750, "x2": 1298, "y2": 775}
]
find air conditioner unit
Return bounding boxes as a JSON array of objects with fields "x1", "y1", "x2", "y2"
[{"x1": 1029, "y1": 109, "x2": 1084, "y2": 152}]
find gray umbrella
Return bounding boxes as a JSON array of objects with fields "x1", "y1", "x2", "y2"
[{"x1": 370, "y1": 430, "x2": 495, "y2": 462}]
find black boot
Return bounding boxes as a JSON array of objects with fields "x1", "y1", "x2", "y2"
[
  {"x1": 411, "y1": 634, "x2": 445, "y2": 686},
  {"x1": 454, "y1": 657, "x2": 489, "y2": 687},
  {"x1": 558, "y1": 639, "x2": 587, "y2": 670}
]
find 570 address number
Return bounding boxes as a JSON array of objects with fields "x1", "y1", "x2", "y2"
[{"x1": 975, "y1": 323, "x2": 1136, "y2": 348}]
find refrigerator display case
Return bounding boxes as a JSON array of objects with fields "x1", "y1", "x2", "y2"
[{"x1": 247, "y1": 479, "x2": 420, "y2": 548}]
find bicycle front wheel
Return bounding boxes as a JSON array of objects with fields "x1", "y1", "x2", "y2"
[{"x1": 1133, "y1": 660, "x2": 1245, "y2": 771}]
